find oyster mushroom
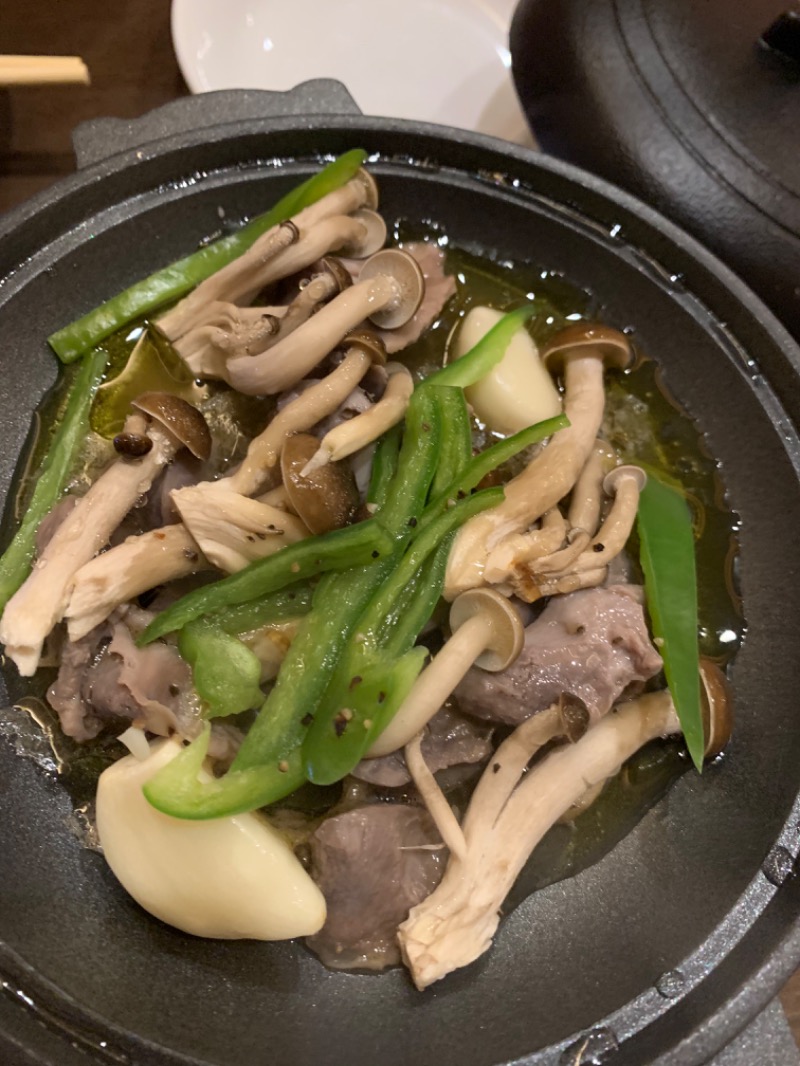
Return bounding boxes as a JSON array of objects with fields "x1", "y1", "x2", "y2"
[
  {"x1": 280, "y1": 432, "x2": 360, "y2": 535},
  {"x1": 301, "y1": 360, "x2": 414, "y2": 475},
  {"x1": 158, "y1": 169, "x2": 379, "y2": 341},
  {"x1": 445, "y1": 323, "x2": 633, "y2": 599},
  {"x1": 0, "y1": 395, "x2": 210, "y2": 675},
  {"x1": 399, "y1": 661, "x2": 732, "y2": 989},
  {"x1": 367, "y1": 589, "x2": 523, "y2": 758},
  {"x1": 225, "y1": 249, "x2": 425, "y2": 396}
]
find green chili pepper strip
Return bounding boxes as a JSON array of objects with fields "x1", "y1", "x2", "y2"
[
  {"x1": 303, "y1": 488, "x2": 503, "y2": 783},
  {"x1": 366, "y1": 422, "x2": 402, "y2": 509},
  {"x1": 48, "y1": 150, "x2": 367, "y2": 364},
  {"x1": 178, "y1": 620, "x2": 264, "y2": 719},
  {"x1": 306, "y1": 647, "x2": 430, "y2": 784},
  {"x1": 383, "y1": 534, "x2": 454, "y2": 657},
  {"x1": 144, "y1": 726, "x2": 306, "y2": 820},
  {"x1": 421, "y1": 305, "x2": 538, "y2": 390},
  {"x1": 429, "y1": 387, "x2": 472, "y2": 499},
  {"x1": 139, "y1": 518, "x2": 392, "y2": 645},
  {"x1": 0, "y1": 348, "x2": 108, "y2": 613},
  {"x1": 204, "y1": 585, "x2": 312, "y2": 634},
  {"x1": 637, "y1": 475, "x2": 704, "y2": 771},
  {"x1": 419, "y1": 413, "x2": 569, "y2": 534}
]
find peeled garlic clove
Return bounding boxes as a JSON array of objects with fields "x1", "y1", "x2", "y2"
[
  {"x1": 454, "y1": 306, "x2": 562, "y2": 435},
  {"x1": 96, "y1": 738, "x2": 326, "y2": 940}
]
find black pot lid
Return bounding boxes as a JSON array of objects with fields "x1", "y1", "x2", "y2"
[{"x1": 510, "y1": 0, "x2": 800, "y2": 339}]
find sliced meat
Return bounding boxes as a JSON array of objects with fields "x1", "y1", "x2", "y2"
[
  {"x1": 144, "y1": 452, "x2": 205, "y2": 528},
  {"x1": 47, "y1": 622, "x2": 200, "y2": 742},
  {"x1": 307, "y1": 805, "x2": 446, "y2": 971},
  {"x1": 353, "y1": 704, "x2": 493, "y2": 788},
  {"x1": 454, "y1": 584, "x2": 663, "y2": 726}
]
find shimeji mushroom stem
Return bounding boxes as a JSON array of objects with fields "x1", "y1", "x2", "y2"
[
  {"x1": 225, "y1": 255, "x2": 420, "y2": 395},
  {"x1": 159, "y1": 173, "x2": 376, "y2": 340},
  {"x1": 367, "y1": 589, "x2": 522, "y2": 758},
  {"x1": 367, "y1": 614, "x2": 495, "y2": 758},
  {"x1": 300, "y1": 362, "x2": 414, "y2": 475},
  {"x1": 398, "y1": 690, "x2": 682, "y2": 990},
  {"x1": 483, "y1": 506, "x2": 567, "y2": 578},
  {"x1": 61, "y1": 351, "x2": 374, "y2": 638},
  {"x1": 446, "y1": 325, "x2": 632, "y2": 600},
  {"x1": 66, "y1": 524, "x2": 210, "y2": 641},
  {"x1": 226, "y1": 346, "x2": 374, "y2": 495},
  {"x1": 405, "y1": 733, "x2": 468, "y2": 861},
  {"x1": 0, "y1": 420, "x2": 184, "y2": 675}
]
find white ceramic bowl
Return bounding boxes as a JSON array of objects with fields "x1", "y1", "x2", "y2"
[{"x1": 171, "y1": 0, "x2": 533, "y2": 144}]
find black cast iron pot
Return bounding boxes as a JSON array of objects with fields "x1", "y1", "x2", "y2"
[{"x1": 1, "y1": 82, "x2": 799, "y2": 1066}]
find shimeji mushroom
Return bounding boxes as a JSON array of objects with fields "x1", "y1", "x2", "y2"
[
  {"x1": 445, "y1": 323, "x2": 633, "y2": 599},
  {"x1": 366, "y1": 588, "x2": 523, "y2": 759},
  {"x1": 280, "y1": 433, "x2": 359, "y2": 535},
  {"x1": 65, "y1": 524, "x2": 210, "y2": 641},
  {"x1": 96, "y1": 736, "x2": 326, "y2": 939},
  {"x1": 514, "y1": 465, "x2": 648, "y2": 602},
  {"x1": 64, "y1": 344, "x2": 382, "y2": 634},
  {"x1": 226, "y1": 249, "x2": 425, "y2": 396},
  {"x1": 0, "y1": 394, "x2": 210, "y2": 675},
  {"x1": 174, "y1": 258, "x2": 355, "y2": 379},
  {"x1": 301, "y1": 361, "x2": 414, "y2": 475},
  {"x1": 162, "y1": 209, "x2": 385, "y2": 347},
  {"x1": 158, "y1": 169, "x2": 379, "y2": 341},
  {"x1": 398, "y1": 661, "x2": 731, "y2": 989},
  {"x1": 171, "y1": 487, "x2": 311, "y2": 574}
]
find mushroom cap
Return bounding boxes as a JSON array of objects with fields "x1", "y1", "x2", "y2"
[
  {"x1": 132, "y1": 392, "x2": 212, "y2": 461},
  {"x1": 700, "y1": 658, "x2": 733, "y2": 758},
  {"x1": 359, "y1": 249, "x2": 425, "y2": 330},
  {"x1": 280, "y1": 432, "x2": 360, "y2": 535},
  {"x1": 540, "y1": 323, "x2": 634, "y2": 374},
  {"x1": 449, "y1": 587, "x2": 524, "y2": 672},
  {"x1": 603, "y1": 464, "x2": 647, "y2": 496},
  {"x1": 342, "y1": 327, "x2": 388, "y2": 366},
  {"x1": 355, "y1": 167, "x2": 379, "y2": 211},
  {"x1": 340, "y1": 209, "x2": 387, "y2": 259},
  {"x1": 314, "y1": 256, "x2": 352, "y2": 295}
]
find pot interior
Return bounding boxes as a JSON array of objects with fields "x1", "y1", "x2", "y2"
[{"x1": 0, "y1": 120, "x2": 799, "y2": 1066}]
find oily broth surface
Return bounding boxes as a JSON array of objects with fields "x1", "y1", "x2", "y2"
[{"x1": 0, "y1": 227, "x2": 743, "y2": 903}]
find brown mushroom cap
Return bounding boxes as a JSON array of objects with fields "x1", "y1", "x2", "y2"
[
  {"x1": 280, "y1": 432, "x2": 360, "y2": 535},
  {"x1": 314, "y1": 256, "x2": 353, "y2": 295},
  {"x1": 449, "y1": 587, "x2": 524, "y2": 672},
  {"x1": 603, "y1": 464, "x2": 647, "y2": 495},
  {"x1": 359, "y1": 248, "x2": 425, "y2": 330},
  {"x1": 540, "y1": 323, "x2": 634, "y2": 374},
  {"x1": 342, "y1": 327, "x2": 388, "y2": 366},
  {"x1": 339, "y1": 209, "x2": 387, "y2": 259},
  {"x1": 131, "y1": 392, "x2": 212, "y2": 461},
  {"x1": 700, "y1": 658, "x2": 733, "y2": 758},
  {"x1": 354, "y1": 167, "x2": 379, "y2": 210}
]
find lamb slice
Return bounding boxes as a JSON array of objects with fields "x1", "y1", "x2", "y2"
[
  {"x1": 454, "y1": 585, "x2": 663, "y2": 726},
  {"x1": 340, "y1": 241, "x2": 456, "y2": 355},
  {"x1": 307, "y1": 805, "x2": 446, "y2": 971},
  {"x1": 47, "y1": 622, "x2": 200, "y2": 742},
  {"x1": 353, "y1": 704, "x2": 493, "y2": 788},
  {"x1": 0, "y1": 426, "x2": 179, "y2": 676}
]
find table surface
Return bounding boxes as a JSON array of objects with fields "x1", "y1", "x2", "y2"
[{"x1": 1, "y1": 0, "x2": 800, "y2": 1057}]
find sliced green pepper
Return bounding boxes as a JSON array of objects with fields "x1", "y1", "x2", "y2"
[
  {"x1": 429, "y1": 386, "x2": 472, "y2": 499},
  {"x1": 178, "y1": 620, "x2": 264, "y2": 718},
  {"x1": 637, "y1": 475, "x2": 703, "y2": 771},
  {"x1": 204, "y1": 585, "x2": 312, "y2": 634},
  {"x1": 0, "y1": 348, "x2": 108, "y2": 613},
  {"x1": 421, "y1": 305, "x2": 538, "y2": 390},
  {"x1": 139, "y1": 517, "x2": 393, "y2": 644},
  {"x1": 49, "y1": 150, "x2": 367, "y2": 363}
]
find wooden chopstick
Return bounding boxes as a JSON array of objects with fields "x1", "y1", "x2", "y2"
[{"x1": 0, "y1": 55, "x2": 90, "y2": 87}]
